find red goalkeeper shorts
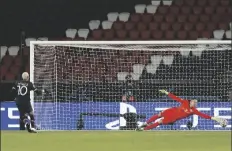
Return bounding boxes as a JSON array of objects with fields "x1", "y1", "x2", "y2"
[{"x1": 161, "y1": 107, "x2": 179, "y2": 124}]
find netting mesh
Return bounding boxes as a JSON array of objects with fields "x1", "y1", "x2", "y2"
[{"x1": 32, "y1": 42, "x2": 232, "y2": 130}]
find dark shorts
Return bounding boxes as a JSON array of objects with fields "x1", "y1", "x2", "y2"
[{"x1": 16, "y1": 102, "x2": 33, "y2": 117}]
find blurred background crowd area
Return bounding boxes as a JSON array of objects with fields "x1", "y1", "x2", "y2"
[{"x1": 0, "y1": 0, "x2": 231, "y2": 101}]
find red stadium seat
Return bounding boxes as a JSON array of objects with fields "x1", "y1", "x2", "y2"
[
  {"x1": 0, "y1": 65, "x2": 8, "y2": 77},
  {"x1": 218, "y1": 22, "x2": 229, "y2": 30},
  {"x1": 129, "y1": 30, "x2": 140, "y2": 40},
  {"x1": 153, "y1": 14, "x2": 164, "y2": 22},
  {"x1": 125, "y1": 21, "x2": 136, "y2": 31},
  {"x1": 137, "y1": 22, "x2": 147, "y2": 31},
  {"x1": 112, "y1": 21, "x2": 124, "y2": 30},
  {"x1": 201, "y1": 31, "x2": 212, "y2": 39},
  {"x1": 169, "y1": 6, "x2": 180, "y2": 14},
  {"x1": 173, "y1": 0, "x2": 184, "y2": 6},
  {"x1": 189, "y1": 31, "x2": 199, "y2": 40},
  {"x1": 211, "y1": 14, "x2": 221, "y2": 23},
  {"x1": 9, "y1": 65, "x2": 20, "y2": 75},
  {"x1": 149, "y1": 22, "x2": 159, "y2": 30},
  {"x1": 209, "y1": 0, "x2": 219, "y2": 6},
  {"x1": 2, "y1": 55, "x2": 13, "y2": 68},
  {"x1": 141, "y1": 14, "x2": 153, "y2": 24},
  {"x1": 195, "y1": 22, "x2": 206, "y2": 32},
  {"x1": 216, "y1": 6, "x2": 227, "y2": 14},
  {"x1": 157, "y1": 6, "x2": 169, "y2": 14},
  {"x1": 116, "y1": 30, "x2": 127, "y2": 40},
  {"x1": 188, "y1": 14, "x2": 199, "y2": 23},
  {"x1": 204, "y1": 6, "x2": 215, "y2": 15},
  {"x1": 165, "y1": 14, "x2": 176, "y2": 23},
  {"x1": 185, "y1": 0, "x2": 195, "y2": 6},
  {"x1": 193, "y1": 6, "x2": 203, "y2": 15},
  {"x1": 151, "y1": 30, "x2": 163, "y2": 40},
  {"x1": 177, "y1": 30, "x2": 187, "y2": 40},
  {"x1": 23, "y1": 47, "x2": 30, "y2": 56},
  {"x1": 181, "y1": 6, "x2": 191, "y2": 14},
  {"x1": 197, "y1": 0, "x2": 207, "y2": 6},
  {"x1": 14, "y1": 56, "x2": 22, "y2": 67},
  {"x1": 220, "y1": 0, "x2": 230, "y2": 6},
  {"x1": 165, "y1": 31, "x2": 175, "y2": 40},
  {"x1": 92, "y1": 29, "x2": 103, "y2": 40},
  {"x1": 206, "y1": 22, "x2": 217, "y2": 31},
  {"x1": 160, "y1": 22, "x2": 171, "y2": 31},
  {"x1": 130, "y1": 13, "x2": 141, "y2": 22},
  {"x1": 200, "y1": 14, "x2": 210, "y2": 23},
  {"x1": 5, "y1": 72, "x2": 16, "y2": 80},
  {"x1": 177, "y1": 15, "x2": 187, "y2": 23},
  {"x1": 184, "y1": 23, "x2": 194, "y2": 31},
  {"x1": 103, "y1": 29, "x2": 114, "y2": 40},
  {"x1": 172, "y1": 22, "x2": 182, "y2": 31},
  {"x1": 140, "y1": 30, "x2": 151, "y2": 40}
]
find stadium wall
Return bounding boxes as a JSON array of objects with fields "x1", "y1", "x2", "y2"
[{"x1": 1, "y1": 101, "x2": 231, "y2": 130}]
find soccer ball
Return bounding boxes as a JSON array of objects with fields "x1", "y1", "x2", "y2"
[{"x1": 220, "y1": 119, "x2": 227, "y2": 128}]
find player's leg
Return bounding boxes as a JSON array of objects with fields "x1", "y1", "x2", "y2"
[
  {"x1": 25, "y1": 103, "x2": 37, "y2": 133},
  {"x1": 16, "y1": 103, "x2": 32, "y2": 132}
]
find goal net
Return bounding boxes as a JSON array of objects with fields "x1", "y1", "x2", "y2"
[{"x1": 30, "y1": 41, "x2": 232, "y2": 131}]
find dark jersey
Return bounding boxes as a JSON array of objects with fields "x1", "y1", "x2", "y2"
[{"x1": 12, "y1": 81, "x2": 36, "y2": 103}]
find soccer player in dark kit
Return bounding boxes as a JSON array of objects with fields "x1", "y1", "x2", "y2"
[{"x1": 12, "y1": 72, "x2": 46, "y2": 133}]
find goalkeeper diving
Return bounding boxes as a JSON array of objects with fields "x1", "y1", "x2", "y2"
[{"x1": 137, "y1": 90, "x2": 228, "y2": 131}]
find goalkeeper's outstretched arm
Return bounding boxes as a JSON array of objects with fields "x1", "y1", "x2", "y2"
[{"x1": 159, "y1": 89, "x2": 185, "y2": 103}]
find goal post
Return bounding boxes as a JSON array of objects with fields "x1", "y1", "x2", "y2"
[{"x1": 30, "y1": 40, "x2": 232, "y2": 130}]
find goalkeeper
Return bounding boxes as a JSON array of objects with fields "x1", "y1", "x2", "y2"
[{"x1": 137, "y1": 90, "x2": 227, "y2": 130}]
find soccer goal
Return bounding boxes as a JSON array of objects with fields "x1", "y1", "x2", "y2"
[{"x1": 30, "y1": 40, "x2": 231, "y2": 131}]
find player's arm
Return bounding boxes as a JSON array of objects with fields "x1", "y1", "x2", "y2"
[
  {"x1": 29, "y1": 82, "x2": 48, "y2": 95},
  {"x1": 193, "y1": 108, "x2": 211, "y2": 119},
  {"x1": 159, "y1": 89, "x2": 185, "y2": 103}
]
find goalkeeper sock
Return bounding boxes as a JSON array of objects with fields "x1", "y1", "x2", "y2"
[
  {"x1": 146, "y1": 115, "x2": 159, "y2": 124},
  {"x1": 29, "y1": 114, "x2": 35, "y2": 128},
  {"x1": 144, "y1": 122, "x2": 159, "y2": 130}
]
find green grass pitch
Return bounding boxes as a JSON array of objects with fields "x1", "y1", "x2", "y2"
[{"x1": 1, "y1": 131, "x2": 231, "y2": 151}]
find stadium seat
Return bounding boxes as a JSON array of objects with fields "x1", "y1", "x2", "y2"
[
  {"x1": 151, "y1": 0, "x2": 161, "y2": 6},
  {"x1": 204, "y1": 6, "x2": 215, "y2": 15},
  {"x1": 135, "y1": 4, "x2": 146, "y2": 13},
  {"x1": 141, "y1": 14, "x2": 153, "y2": 24},
  {"x1": 137, "y1": 22, "x2": 147, "y2": 31},
  {"x1": 216, "y1": 6, "x2": 226, "y2": 14},
  {"x1": 125, "y1": 21, "x2": 136, "y2": 30},
  {"x1": 146, "y1": 64, "x2": 158, "y2": 74},
  {"x1": 0, "y1": 46, "x2": 7, "y2": 60},
  {"x1": 130, "y1": 73, "x2": 140, "y2": 80},
  {"x1": 206, "y1": 22, "x2": 217, "y2": 31},
  {"x1": 129, "y1": 30, "x2": 139, "y2": 40},
  {"x1": 65, "y1": 29, "x2": 77, "y2": 39},
  {"x1": 189, "y1": 31, "x2": 199, "y2": 40},
  {"x1": 14, "y1": 56, "x2": 22, "y2": 67},
  {"x1": 165, "y1": 31, "x2": 175, "y2": 40},
  {"x1": 169, "y1": 6, "x2": 180, "y2": 14},
  {"x1": 160, "y1": 22, "x2": 171, "y2": 31},
  {"x1": 130, "y1": 13, "x2": 141, "y2": 22},
  {"x1": 165, "y1": 14, "x2": 176, "y2": 23},
  {"x1": 197, "y1": 0, "x2": 207, "y2": 6},
  {"x1": 116, "y1": 30, "x2": 127, "y2": 40},
  {"x1": 102, "y1": 21, "x2": 113, "y2": 29},
  {"x1": 0, "y1": 65, "x2": 8, "y2": 77},
  {"x1": 225, "y1": 30, "x2": 231, "y2": 39},
  {"x1": 183, "y1": 23, "x2": 194, "y2": 31},
  {"x1": 163, "y1": 55, "x2": 174, "y2": 65},
  {"x1": 133, "y1": 64, "x2": 145, "y2": 74},
  {"x1": 177, "y1": 15, "x2": 187, "y2": 23},
  {"x1": 173, "y1": 0, "x2": 184, "y2": 6},
  {"x1": 195, "y1": 22, "x2": 206, "y2": 32},
  {"x1": 23, "y1": 47, "x2": 30, "y2": 56},
  {"x1": 193, "y1": 6, "x2": 203, "y2": 15},
  {"x1": 162, "y1": 0, "x2": 172, "y2": 6},
  {"x1": 117, "y1": 72, "x2": 129, "y2": 81},
  {"x1": 92, "y1": 29, "x2": 103, "y2": 40},
  {"x1": 89, "y1": 20, "x2": 100, "y2": 30},
  {"x1": 78, "y1": 29, "x2": 89, "y2": 39},
  {"x1": 211, "y1": 14, "x2": 221, "y2": 23},
  {"x1": 25, "y1": 38, "x2": 36, "y2": 46},
  {"x1": 149, "y1": 22, "x2": 159, "y2": 30},
  {"x1": 103, "y1": 29, "x2": 115, "y2": 40},
  {"x1": 112, "y1": 21, "x2": 124, "y2": 30},
  {"x1": 151, "y1": 30, "x2": 163, "y2": 40},
  {"x1": 157, "y1": 6, "x2": 169, "y2": 14},
  {"x1": 218, "y1": 22, "x2": 229, "y2": 30},
  {"x1": 201, "y1": 31, "x2": 212, "y2": 39},
  {"x1": 181, "y1": 6, "x2": 191, "y2": 14},
  {"x1": 119, "y1": 12, "x2": 130, "y2": 22},
  {"x1": 220, "y1": 0, "x2": 230, "y2": 6},
  {"x1": 146, "y1": 5, "x2": 158, "y2": 14},
  {"x1": 5, "y1": 72, "x2": 16, "y2": 80},
  {"x1": 185, "y1": 0, "x2": 195, "y2": 6},
  {"x1": 140, "y1": 30, "x2": 151, "y2": 40},
  {"x1": 200, "y1": 14, "x2": 210, "y2": 23},
  {"x1": 188, "y1": 14, "x2": 199, "y2": 23},
  {"x1": 208, "y1": 0, "x2": 219, "y2": 6},
  {"x1": 8, "y1": 46, "x2": 19, "y2": 56},
  {"x1": 172, "y1": 22, "x2": 182, "y2": 31},
  {"x1": 9, "y1": 65, "x2": 20, "y2": 75},
  {"x1": 153, "y1": 14, "x2": 164, "y2": 22},
  {"x1": 177, "y1": 30, "x2": 187, "y2": 40},
  {"x1": 37, "y1": 37, "x2": 48, "y2": 41},
  {"x1": 107, "y1": 12, "x2": 119, "y2": 22},
  {"x1": 151, "y1": 55, "x2": 162, "y2": 65},
  {"x1": 213, "y1": 30, "x2": 225, "y2": 39}
]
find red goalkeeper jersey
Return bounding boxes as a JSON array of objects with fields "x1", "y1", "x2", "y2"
[{"x1": 168, "y1": 93, "x2": 211, "y2": 120}]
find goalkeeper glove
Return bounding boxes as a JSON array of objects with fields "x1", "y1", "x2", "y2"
[
  {"x1": 159, "y1": 89, "x2": 169, "y2": 95},
  {"x1": 211, "y1": 116, "x2": 223, "y2": 123}
]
